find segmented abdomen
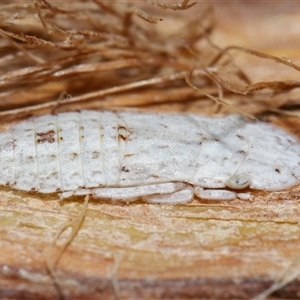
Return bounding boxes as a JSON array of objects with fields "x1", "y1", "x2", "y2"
[{"x1": 0, "y1": 111, "x2": 123, "y2": 192}]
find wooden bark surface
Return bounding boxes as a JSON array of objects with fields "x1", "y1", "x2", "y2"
[{"x1": 1, "y1": 2, "x2": 300, "y2": 300}]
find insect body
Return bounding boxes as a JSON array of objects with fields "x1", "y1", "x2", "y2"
[{"x1": 0, "y1": 110, "x2": 300, "y2": 203}]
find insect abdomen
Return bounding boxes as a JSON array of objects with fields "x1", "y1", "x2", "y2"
[{"x1": 0, "y1": 111, "x2": 124, "y2": 192}]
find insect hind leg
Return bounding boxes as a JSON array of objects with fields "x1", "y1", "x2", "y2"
[{"x1": 90, "y1": 182, "x2": 193, "y2": 203}]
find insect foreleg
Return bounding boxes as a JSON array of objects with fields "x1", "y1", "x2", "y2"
[{"x1": 194, "y1": 186, "x2": 252, "y2": 201}]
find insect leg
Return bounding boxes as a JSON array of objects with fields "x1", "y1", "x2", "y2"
[
  {"x1": 91, "y1": 182, "x2": 188, "y2": 202},
  {"x1": 194, "y1": 187, "x2": 237, "y2": 200},
  {"x1": 143, "y1": 185, "x2": 194, "y2": 204}
]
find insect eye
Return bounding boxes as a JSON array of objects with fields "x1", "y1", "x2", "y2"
[{"x1": 225, "y1": 173, "x2": 252, "y2": 189}]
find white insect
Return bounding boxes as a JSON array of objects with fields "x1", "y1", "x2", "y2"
[{"x1": 0, "y1": 110, "x2": 299, "y2": 203}]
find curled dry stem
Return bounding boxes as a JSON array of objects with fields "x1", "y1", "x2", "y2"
[{"x1": 0, "y1": 1, "x2": 300, "y2": 118}]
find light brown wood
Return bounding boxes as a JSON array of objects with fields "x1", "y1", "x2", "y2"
[
  {"x1": 1, "y1": 2, "x2": 300, "y2": 300},
  {"x1": 2, "y1": 187, "x2": 300, "y2": 299}
]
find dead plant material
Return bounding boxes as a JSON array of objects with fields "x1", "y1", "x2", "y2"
[{"x1": 0, "y1": 0, "x2": 300, "y2": 120}]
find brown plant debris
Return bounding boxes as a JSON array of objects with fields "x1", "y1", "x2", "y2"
[{"x1": 0, "y1": 1, "x2": 299, "y2": 120}]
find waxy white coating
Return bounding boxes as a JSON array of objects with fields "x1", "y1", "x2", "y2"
[{"x1": 0, "y1": 110, "x2": 299, "y2": 203}]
